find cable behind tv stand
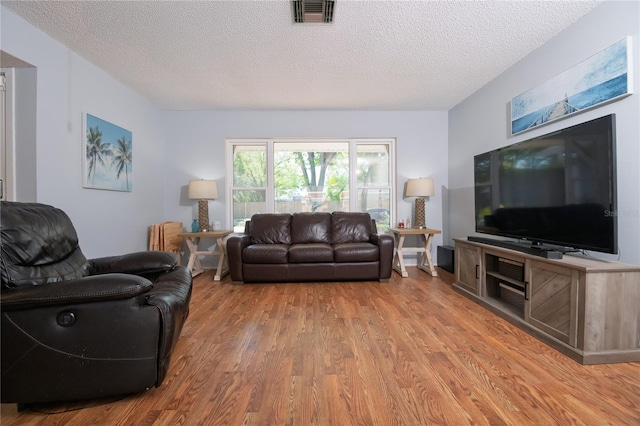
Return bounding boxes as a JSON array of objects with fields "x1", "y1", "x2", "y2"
[{"x1": 467, "y1": 236, "x2": 563, "y2": 259}]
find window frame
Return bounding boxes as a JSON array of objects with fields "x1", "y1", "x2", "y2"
[{"x1": 226, "y1": 138, "x2": 396, "y2": 231}]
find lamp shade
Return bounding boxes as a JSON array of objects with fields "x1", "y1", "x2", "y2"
[
  {"x1": 188, "y1": 180, "x2": 218, "y2": 200},
  {"x1": 405, "y1": 178, "x2": 434, "y2": 197}
]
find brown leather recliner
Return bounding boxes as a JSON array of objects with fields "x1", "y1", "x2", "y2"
[
  {"x1": 0, "y1": 201, "x2": 192, "y2": 405},
  {"x1": 227, "y1": 212, "x2": 394, "y2": 283}
]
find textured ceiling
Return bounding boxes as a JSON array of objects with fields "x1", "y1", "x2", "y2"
[{"x1": 2, "y1": 0, "x2": 600, "y2": 111}]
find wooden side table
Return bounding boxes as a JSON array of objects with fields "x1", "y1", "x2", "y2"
[
  {"x1": 388, "y1": 227, "x2": 442, "y2": 277},
  {"x1": 178, "y1": 230, "x2": 232, "y2": 280}
]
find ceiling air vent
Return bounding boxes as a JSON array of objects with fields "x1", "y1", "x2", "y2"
[{"x1": 292, "y1": 0, "x2": 335, "y2": 23}]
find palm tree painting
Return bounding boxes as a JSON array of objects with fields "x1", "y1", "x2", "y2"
[
  {"x1": 113, "y1": 136, "x2": 132, "y2": 190},
  {"x1": 83, "y1": 113, "x2": 133, "y2": 191}
]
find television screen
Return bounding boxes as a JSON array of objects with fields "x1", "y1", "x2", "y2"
[{"x1": 474, "y1": 114, "x2": 617, "y2": 254}]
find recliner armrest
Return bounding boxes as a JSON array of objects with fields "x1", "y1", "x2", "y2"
[
  {"x1": 143, "y1": 265, "x2": 192, "y2": 385},
  {"x1": 89, "y1": 251, "x2": 178, "y2": 276},
  {"x1": 0, "y1": 274, "x2": 153, "y2": 311}
]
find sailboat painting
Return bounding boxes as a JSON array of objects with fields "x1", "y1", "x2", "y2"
[
  {"x1": 83, "y1": 113, "x2": 133, "y2": 192},
  {"x1": 511, "y1": 37, "x2": 632, "y2": 135}
]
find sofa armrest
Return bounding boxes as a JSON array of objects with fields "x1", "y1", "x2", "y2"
[
  {"x1": 88, "y1": 251, "x2": 178, "y2": 276},
  {"x1": 0, "y1": 274, "x2": 153, "y2": 311},
  {"x1": 370, "y1": 233, "x2": 394, "y2": 280},
  {"x1": 226, "y1": 234, "x2": 252, "y2": 282}
]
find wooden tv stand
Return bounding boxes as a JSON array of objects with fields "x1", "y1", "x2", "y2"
[{"x1": 453, "y1": 238, "x2": 640, "y2": 364}]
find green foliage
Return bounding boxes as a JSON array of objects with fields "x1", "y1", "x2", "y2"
[
  {"x1": 85, "y1": 126, "x2": 112, "y2": 184},
  {"x1": 234, "y1": 151, "x2": 266, "y2": 187},
  {"x1": 357, "y1": 152, "x2": 379, "y2": 185},
  {"x1": 273, "y1": 151, "x2": 348, "y2": 195},
  {"x1": 326, "y1": 173, "x2": 347, "y2": 201},
  {"x1": 274, "y1": 151, "x2": 304, "y2": 195},
  {"x1": 233, "y1": 189, "x2": 265, "y2": 203},
  {"x1": 234, "y1": 145, "x2": 388, "y2": 212},
  {"x1": 293, "y1": 152, "x2": 336, "y2": 191},
  {"x1": 112, "y1": 136, "x2": 132, "y2": 190}
]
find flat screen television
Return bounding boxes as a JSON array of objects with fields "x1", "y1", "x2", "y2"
[{"x1": 474, "y1": 114, "x2": 617, "y2": 254}]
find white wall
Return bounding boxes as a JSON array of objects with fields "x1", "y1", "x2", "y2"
[
  {"x1": 1, "y1": 5, "x2": 450, "y2": 265},
  {"x1": 4, "y1": 1, "x2": 638, "y2": 266},
  {"x1": 1, "y1": 7, "x2": 166, "y2": 257},
  {"x1": 14, "y1": 2, "x2": 635, "y2": 267},
  {"x1": 448, "y1": 1, "x2": 640, "y2": 264},
  {"x1": 161, "y1": 110, "x2": 449, "y2": 264}
]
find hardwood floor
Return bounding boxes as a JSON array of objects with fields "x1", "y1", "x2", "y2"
[{"x1": 2, "y1": 268, "x2": 639, "y2": 425}]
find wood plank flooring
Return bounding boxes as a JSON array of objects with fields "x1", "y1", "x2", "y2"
[{"x1": 2, "y1": 268, "x2": 639, "y2": 425}]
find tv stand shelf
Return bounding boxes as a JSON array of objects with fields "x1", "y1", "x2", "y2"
[
  {"x1": 453, "y1": 238, "x2": 640, "y2": 364},
  {"x1": 486, "y1": 271, "x2": 525, "y2": 289}
]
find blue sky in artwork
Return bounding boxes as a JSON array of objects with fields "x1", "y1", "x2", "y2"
[
  {"x1": 85, "y1": 114, "x2": 133, "y2": 191},
  {"x1": 512, "y1": 38, "x2": 628, "y2": 120}
]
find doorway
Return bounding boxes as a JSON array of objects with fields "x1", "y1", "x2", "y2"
[
  {"x1": 0, "y1": 50, "x2": 38, "y2": 202},
  {"x1": 0, "y1": 69, "x2": 14, "y2": 201}
]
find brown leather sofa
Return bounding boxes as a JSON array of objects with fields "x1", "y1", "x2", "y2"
[
  {"x1": 0, "y1": 201, "x2": 192, "y2": 405},
  {"x1": 227, "y1": 212, "x2": 394, "y2": 283}
]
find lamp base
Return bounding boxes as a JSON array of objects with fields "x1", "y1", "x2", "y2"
[
  {"x1": 197, "y1": 200, "x2": 210, "y2": 232},
  {"x1": 413, "y1": 198, "x2": 426, "y2": 229}
]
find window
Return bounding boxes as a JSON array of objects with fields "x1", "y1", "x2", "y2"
[{"x1": 227, "y1": 139, "x2": 395, "y2": 232}]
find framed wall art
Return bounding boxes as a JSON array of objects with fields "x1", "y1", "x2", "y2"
[
  {"x1": 511, "y1": 37, "x2": 632, "y2": 135},
  {"x1": 83, "y1": 113, "x2": 133, "y2": 191}
]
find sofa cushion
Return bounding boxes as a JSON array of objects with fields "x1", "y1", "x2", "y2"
[
  {"x1": 243, "y1": 244, "x2": 289, "y2": 264},
  {"x1": 291, "y1": 212, "x2": 331, "y2": 244},
  {"x1": 250, "y1": 214, "x2": 291, "y2": 245},
  {"x1": 288, "y1": 243, "x2": 334, "y2": 263},
  {"x1": 334, "y1": 243, "x2": 379, "y2": 263},
  {"x1": 331, "y1": 212, "x2": 372, "y2": 244}
]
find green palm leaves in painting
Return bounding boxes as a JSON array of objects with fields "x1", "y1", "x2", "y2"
[
  {"x1": 112, "y1": 136, "x2": 132, "y2": 190},
  {"x1": 85, "y1": 126, "x2": 113, "y2": 185},
  {"x1": 84, "y1": 114, "x2": 133, "y2": 191}
]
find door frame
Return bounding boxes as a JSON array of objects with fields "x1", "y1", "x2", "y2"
[{"x1": 0, "y1": 68, "x2": 16, "y2": 201}]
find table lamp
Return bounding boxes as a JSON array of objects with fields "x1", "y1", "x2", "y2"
[
  {"x1": 188, "y1": 179, "x2": 218, "y2": 232},
  {"x1": 405, "y1": 178, "x2": 434, "y2": 228}
]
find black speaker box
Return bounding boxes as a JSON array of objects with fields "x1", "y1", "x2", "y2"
[{"x1": 437, "y1": 245, "x2": 455, "y2": 273}]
